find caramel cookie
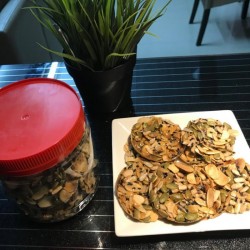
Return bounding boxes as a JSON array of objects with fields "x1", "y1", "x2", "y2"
[
  {"x1": 116, "y1": 161, "x2": 159, "y2": 222},
  {"x1": 181, "y1": 118, "x2": 238, "y2": 164},
  {"x1": 130, "y1": 116, "x2": 184, "y2": 162},
  {"x1": 149, "y1": 161, "x2": 229, "y2": 224}
]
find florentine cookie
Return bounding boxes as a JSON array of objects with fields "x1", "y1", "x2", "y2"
[
  {"x1": 181, "y1": 118, "x2": 238, "y2": 164},
  {"x1": 130, "y1": 116, "x2": 184, "y2": 162},
  {"x1": 149, "y1": 160, "x2": 229, "y2": 223},
  {"x1": 116, "y1": 160, "x2": 159, "y2": 222}
]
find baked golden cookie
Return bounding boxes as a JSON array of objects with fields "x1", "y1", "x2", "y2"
[
  {"x1": 130, "y1": 116, "x2": 184, "y2": 162},
  {"x1": 149, "y1": 160, "x2": 229, "y2": 224},
  {"x1": 181, "y1": 118, "x2": 238, "y2": 164},
  {"x1": 116, "y1": 161, "x2": 159, "y2": 222}
]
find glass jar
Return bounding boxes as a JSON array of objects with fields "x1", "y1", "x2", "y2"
[{"x1": 0, "y1": 78, "x2": 98, "y2": 222}]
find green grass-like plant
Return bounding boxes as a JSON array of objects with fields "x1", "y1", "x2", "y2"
[{"x1": 29, "y1": 0, "x2": 171, "y2": 71}]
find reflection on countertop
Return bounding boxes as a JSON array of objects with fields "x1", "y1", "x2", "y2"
[{"x1": 0, "y1": 53, "x2": 250, "y2": 249}]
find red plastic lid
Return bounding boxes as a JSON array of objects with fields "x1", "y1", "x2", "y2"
[{"x1": 0, "y1": 78, "x2": 85, "y2": 176}]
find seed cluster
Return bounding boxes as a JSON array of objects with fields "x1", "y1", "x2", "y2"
[
  {"x1": 116, "y1": 116, "x2": 250, "y2": 224},
  {"x1": 3, "y1": 127, "x2": 98, "y2": 222},
  {"x1": 130, "y1": 116, "x2": 184, "y2": 162},
  {"x1": 181, "y1": 118, "x2": 238, "y2": 164}
]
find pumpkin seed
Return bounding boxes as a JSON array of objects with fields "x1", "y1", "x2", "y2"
[
  {"x1": 185, "y1": 212, "x2": 198, "y2": 221},
  {"x1": 130, "y1": 117, "x2": 184, "y2": 162},
  {"x1": 2, "y1": 128, "x2": 98, "y2": 222},
  {"x1": 116, "y1": 116, "x2": 250, "y2": 225}
]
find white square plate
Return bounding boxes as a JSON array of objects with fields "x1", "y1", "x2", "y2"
[{"x1": 112, "y1": 110, "x2": 250, "y2": 237}]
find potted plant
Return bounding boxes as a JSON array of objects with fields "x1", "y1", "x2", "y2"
[{"x1": 29, "y1": 0, "x2": 172, "y2": 113}]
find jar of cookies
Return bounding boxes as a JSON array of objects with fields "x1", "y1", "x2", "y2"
[{"x1": 0, "y1": 78, "x2": 98, "y2": 222}]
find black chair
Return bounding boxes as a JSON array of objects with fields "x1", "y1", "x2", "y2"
[{"x1": 189, "y1": 0, "x2": 250, "y2": 46}]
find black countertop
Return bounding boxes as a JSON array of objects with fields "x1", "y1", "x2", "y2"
[{"x1": 0, "y1": 53, "x2": 250, "y2": 249}]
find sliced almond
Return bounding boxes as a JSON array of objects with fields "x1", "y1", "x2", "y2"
[
  {"x1": 133, "y1": 194, "x2": 145, "y2": 205},
  {"x1": 205, "y1": 164, "x2": 220, "y2": 179},
  {"x1": 174, "y1": 160, "x2": 194, "y2": 173},
  {"x1": 214, "y1": 171, "x2": 230, "y2": 186},
  {"x1": 187, "y1": 173, "x2": 197, "y2": 184},
  {"x1": 207, "y1": 188, "x2": 215, "y2": 208}
]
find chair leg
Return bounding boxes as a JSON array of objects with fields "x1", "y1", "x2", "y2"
[
  {"x1": 189, "y1": 0, "x2": 200, "y2": 23},
  {"x1": 196, "y1": 9, "x2": 211, "y2": 46},
  {"x1": 241, "y1": 0, "x2": 249, "y2": 19}
]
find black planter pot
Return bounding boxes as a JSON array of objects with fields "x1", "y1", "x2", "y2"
[{"x1": 65, "y1": 56, "x2": 136, "y2": 113}]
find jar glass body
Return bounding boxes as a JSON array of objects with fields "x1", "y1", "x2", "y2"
[{"x1": 1, "y1": 123, "x2": 98, "y2": 222}]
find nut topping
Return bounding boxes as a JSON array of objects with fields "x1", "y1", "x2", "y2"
[
  {"x1": 130, "y1": 117, "x2": 184, "y2": 162},
  {"x1": 117, "y1": 116, "x2": 250, "y2": 225},
  {"x1": 181, "y1": 118, "x2": 238, "y2": 164}
]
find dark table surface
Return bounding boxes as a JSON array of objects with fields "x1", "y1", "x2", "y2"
[{"x1": 0, "y1": 53, "x2": 250, "y2": 249}]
